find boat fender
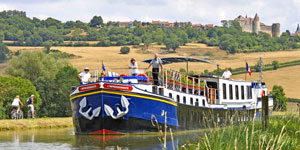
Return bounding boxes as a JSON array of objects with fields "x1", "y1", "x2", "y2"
[
  {"x1": 138, "y1": 73, "x2": 149, "y2": 84},
  {"x1": 119, "y1": 73, "x2": 127, "y2": 77}
]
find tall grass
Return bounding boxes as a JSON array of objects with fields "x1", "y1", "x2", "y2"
[
  {"x1": 181, "y1": 115, "x2": 300, "y2": 150},
  {"x1": 0, "y1": 117, "x2": 73, "y2": 131}
]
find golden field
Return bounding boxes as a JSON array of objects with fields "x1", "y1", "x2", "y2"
[
  {"x1": 233, "y1": 65, "x2": 300, "y2": 99},
  {"x1": 4, "y1": 43, "x2": 300, "y2": 98}
]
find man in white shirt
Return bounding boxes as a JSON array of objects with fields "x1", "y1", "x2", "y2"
[
  {"x1": 222, "y1": 67, "x2": 232, "y2": 79},
  {"x1": 129, "y1": 58, "x2": 139, "y2": 76},
  {"x1": 146, "y1": 53, "x2": 164, "y2": 85},
  {"x1": 78, "y1": 67, "x2": 91, "y2": 84}
]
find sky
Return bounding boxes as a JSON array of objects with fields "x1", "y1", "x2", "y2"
[{"x1": 0, "y1": 0, "x2": 299, "y2": 33}]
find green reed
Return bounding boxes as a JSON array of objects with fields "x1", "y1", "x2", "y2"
[{"x1": 181, "y1": 115, "x2": 300, "y2": 150}]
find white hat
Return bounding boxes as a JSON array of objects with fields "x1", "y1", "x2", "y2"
[
  {"x1": 31, "y1": 94, "x2": 34, "y2": 97},
  {"x1": 84, "y1": 67, "x2": 89, "y2": 70}
]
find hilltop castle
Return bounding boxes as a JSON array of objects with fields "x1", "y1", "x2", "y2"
[{"x1": 234, "y1": 13, "x2": 280, "y2": 37}]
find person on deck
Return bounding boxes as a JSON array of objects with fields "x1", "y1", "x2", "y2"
[
  {"x1": 12, "y1": 95, "x2": 23, "y2": 113},
  {"x1": 222, "y1": 67, "x2": 232, "y2": 79},
  {"x1": 78, "y1": 67, "x2": 91, "y2": 84},
  {"x1": 146, "y1": 53, "x2": 163, "y2": 85},
  {"x1": 27, "y1": 95, "x2": 35, "y2": 118},
  {"x1": 129, "y1": 58, "x2": 139, "y2": 76}
]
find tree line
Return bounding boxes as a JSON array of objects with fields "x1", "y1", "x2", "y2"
[{"x1": 0, "y1": 10, "x2": 299, "y2": 54}]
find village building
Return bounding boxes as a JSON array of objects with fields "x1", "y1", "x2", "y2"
[{"x1": 291, "y1": 24, "x2": 300, "y2": 37}]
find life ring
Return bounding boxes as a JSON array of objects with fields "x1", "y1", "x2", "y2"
[
  {"x1": 138, "y1": 73, "x2": 149, "y2": 84},
  {"x1": 119, "y1": 73, "x2": 127, "y2": 77}
]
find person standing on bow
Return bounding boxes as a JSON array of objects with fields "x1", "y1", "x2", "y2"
[
  {"x1": 78, "y1": 67, "x2": 91, "y2": 84},
  {"x1": 146, "y1": 53, "x2": 163, "y2": 85},
  {"x1": 129, "y1": 58, "x2": 139, "y2": 76}
]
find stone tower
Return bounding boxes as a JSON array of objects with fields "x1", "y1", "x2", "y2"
[
  {"x1": 253, "y1": 13, "x2": 260, "y2": 34},
  {"x1": 296, "y1": 24, "x2": 300, "y2": 33},
  {"x1": 272, "y1": 23, "x2": 280, "y2": 37}
]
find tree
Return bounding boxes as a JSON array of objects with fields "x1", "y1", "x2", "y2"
[
  {"x1": 0, "y1": 31, "x2": 4, "y2": 43},
  {"x1": 142, "y1": 33, "x2": 152, "y2": 49},
  {"x1": 43, "y1": 41, "x2": 52, "y2": 54},
  {"x1": 89, "y1": 16, "x2": 103, "y2": 27},
  {"x1": 271, "y1": 85, "x2": 287, "y2": 111},
  {"x1": 120, "y1": 46, "x2": 130, "y2": 54},
  {"x1": 0, "y1": 43, "x2": 9, "y2": 62},
  {"x1": 51, "y1": 66, "x2": 79, "y2": 116},
  {"x1": 272, "y1": 60, "x2": 279, "y2": 70},
  {"x1": 0, "y1": 76, "x2": 41, "y2": 119}
]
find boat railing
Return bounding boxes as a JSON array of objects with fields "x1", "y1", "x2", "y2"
[
  {"x1": 147, "y1": 69, "x2": 218, "y2": 101},
  {"x1": 91, "y1": 69, "x2": 218, "y2": 104}
]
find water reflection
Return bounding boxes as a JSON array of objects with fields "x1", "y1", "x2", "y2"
[{"x1": 0, "y1": 128, "x2": 203, "y2": 150}]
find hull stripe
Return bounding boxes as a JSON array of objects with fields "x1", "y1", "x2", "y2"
[{"x1": 70, "y1": 90, "x2": 177, "y2": 106}]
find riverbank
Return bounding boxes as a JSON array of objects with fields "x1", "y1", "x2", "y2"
[
  {"x1": 182, "y1": 115, "x2": 300, "y2": 150},
  {"x1": 0, "y1": 117, "x2": 73, "y2": 131}
]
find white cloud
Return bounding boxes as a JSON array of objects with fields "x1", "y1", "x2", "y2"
[{"x1": 0, "y1": 0, "x2": 299, "y2": 32}]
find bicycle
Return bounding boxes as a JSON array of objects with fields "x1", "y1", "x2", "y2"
[
  {"x1": 11, "y1": 107, "x2": 23, "y2": 119},
  {"x1": 27, "y1": 109, "x2": 33, "y2": 118}
]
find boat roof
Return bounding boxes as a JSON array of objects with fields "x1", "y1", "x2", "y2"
[{"x1": 142, "y1": 57, "x2": 219, "y2": 66}]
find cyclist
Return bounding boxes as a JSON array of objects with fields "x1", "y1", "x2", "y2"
[
  {"x1": 12, "y1": 95, "x2": 23, "y2": 114},
  {"x1": 27, "y1": 95, "x2": 35, "y2": 118}
]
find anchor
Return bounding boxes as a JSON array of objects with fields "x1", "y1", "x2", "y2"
[
  {"x1": 104, "y1": 95, "x2": 130, "y2": 119},
  {"x1": 79, "y1": 97, "x2": 101, "y2": 120}
]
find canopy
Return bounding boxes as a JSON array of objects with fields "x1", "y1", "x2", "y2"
[
  {"x1": 142, "y1": 57, "x2": 219, "y2": 75},
  {"x1": 142, "y1": 57, "x2": 219, "y2": 66}
]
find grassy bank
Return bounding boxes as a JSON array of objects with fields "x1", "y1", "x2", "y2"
[
  {"x1": 0, "y1": 117, "x2": 73, "y2": 131},
  {"x1": 182, "y1": 115, "x2": 300, "y2": 150}
]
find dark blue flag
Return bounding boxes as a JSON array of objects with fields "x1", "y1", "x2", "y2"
[{"x1": 102, "y1": 63, "x2": 106, "y2": 71}]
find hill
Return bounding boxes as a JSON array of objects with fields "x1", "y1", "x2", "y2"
[{"x1": 4, "y1": 43, "x2": 300, "y2": 99}]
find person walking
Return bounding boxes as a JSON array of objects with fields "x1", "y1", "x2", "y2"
[{"x1": 146, "y1": 53, "x2": 163, "y2": 85}]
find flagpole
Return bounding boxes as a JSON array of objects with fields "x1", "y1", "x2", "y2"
[
  {"x1": 102, "y1": 60, "x2": 104, "y2": 74},
  {"x1": 245, "y1": 60, "x2": 247, "y2": 81}
]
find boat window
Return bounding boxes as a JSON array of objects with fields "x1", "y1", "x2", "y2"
[
  {"x1": 183, "y1": 96, "x2": 186, "y2": 104},
  {"x1": 159, "y1": 88, "x2": 164, "y2": 95},
  {"x1": 190, "y1": 98, "x2": 193, "y2": 106},
  {"x1": 241, "y1": 86, "x2": 245, "y2": 99},
  {"x1": 223, "y1": 83, "x2": 227, "y2": 99},
  {"x1": 249, "y1": 86, "x2": 252, "y2": 99},
  {"x1": 247, "y1": 86, "x2": 252, "y2": 99},
  {"x1": 235, "y1": 85, "x2": 239, "y2": 100},
  {"x1": 195, "y1": 99, "x2": 199, "y2": 106},
  {"x1": 176, "y1": 95, "x2": 180, "y2": 103},
  {"x1": 203, "y1": 99, "x2": 205, "y2": 107},
  {"x1": 229, "y1": 84, "x2": 233, "y2": 100},
  {"x1": 169, "y1": 93, "x2": 172, "y2": 98}
]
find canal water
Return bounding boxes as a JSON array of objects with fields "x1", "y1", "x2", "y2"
[{"x1": 0, "y1": 128, "x2": 204, "y2": 150}]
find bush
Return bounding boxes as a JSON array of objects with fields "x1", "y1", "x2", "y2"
[
  {"x1": 120, "y1": 46, "x2": 130, "y2": 54},
  {"x1": 271, "y1": 85, "x2": 287, "y2": 111},
  {"x1": 272, "y1": 60, "x2": 279, "y2": 70},
  {"x1": 204, "y1": 51, "x2": 214, "y2": 56}
]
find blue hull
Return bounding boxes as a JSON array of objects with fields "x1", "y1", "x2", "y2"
[{"x1": 71, "y1": 88, "x2": 178, "y2": 134}]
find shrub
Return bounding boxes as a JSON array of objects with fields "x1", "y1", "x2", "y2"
[
  {"x1": 120, "y1": 46, "x2": 130, "y2": 54},
  {"x1": 272, "y1": 60, "x2": 279, "y2": 70},
  {"x1": 204, "y1": 51, "x2": 214, "y2": 56},
  {"x1": 271, "y1": 85, "x2": 287, "y2": 111}
]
